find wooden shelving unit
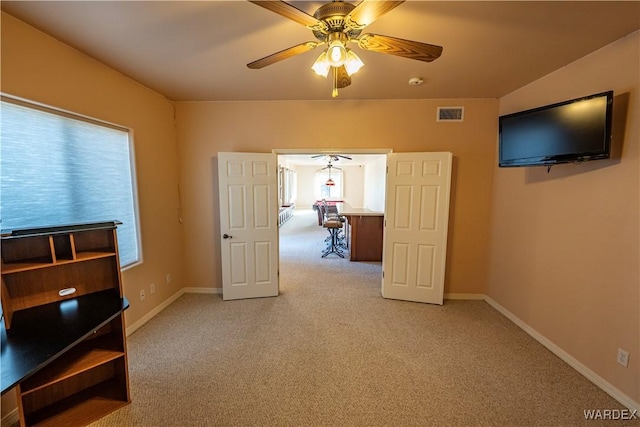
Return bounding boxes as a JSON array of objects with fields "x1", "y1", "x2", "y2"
[{"x1": 1, "y1": 222, "x2": 130, "y2": 427}]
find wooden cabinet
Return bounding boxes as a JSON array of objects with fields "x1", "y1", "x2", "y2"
[
  {"x1": 344, "y1": 214, "x2": 384, "y2": 262},
  {"x1": 1, "y1": 222, "x2": 130, "y2": 427}
]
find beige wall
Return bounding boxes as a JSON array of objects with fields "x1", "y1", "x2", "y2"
[
  {"x1": 1, "y1": 12, "x2": 186, "y2": 418},
  {"x1": 488, "y1": 32, "x2": 640, "y2": 403},
  {"x1": 174, "y1": 99, "x2": 498, "y2": 295}
]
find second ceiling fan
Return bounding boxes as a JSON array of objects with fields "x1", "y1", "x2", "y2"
[{"x1": 247, "y1": 0, "x2": 443, "y2": 97}]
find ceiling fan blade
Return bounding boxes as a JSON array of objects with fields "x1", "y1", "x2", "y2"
[
  {"x1": 312, "y1": 154, "x2": 352, "y2": 163},
  {"x1": 357, "y1": 33, "x2": 443, "y2": 62},
  {"x1": 328, "y1": 155, "x2": 352, "y2": 162},
  {"x1": 346, "y1": 1, "x2": 405, "y2": 29},
  {"x1": 249, "y1": 1, "x2": 326, "y2": 31},
  {"x1": 247, "y1": 42, "x2": 319, "y2": 69},
  {"x1": 335, "y1": 66, "x2": 351, "y2": 89}
]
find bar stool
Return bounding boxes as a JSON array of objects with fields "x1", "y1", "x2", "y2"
[
  {"x1": 322, "y1": 218, "x2": 344, "y2": 258},
  {"x1": 321, "y1": 200, "x2": 347, "y2": 249}
]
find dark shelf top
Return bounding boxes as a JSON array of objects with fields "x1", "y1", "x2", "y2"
[
  {"x1": 1, "y1": 290, "x2": 129, "y2": 394},
  {"x1": 1, "y1": 220, "x2": 122, "y2": 238}
]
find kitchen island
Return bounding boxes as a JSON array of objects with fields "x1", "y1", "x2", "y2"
[{"x1": 336, "y1": 203, "x2": 384, "y2": 262}]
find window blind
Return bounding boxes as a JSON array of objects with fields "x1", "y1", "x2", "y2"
[{"x1": 1, "y1": 97, "x2": 141, "y2": 267}]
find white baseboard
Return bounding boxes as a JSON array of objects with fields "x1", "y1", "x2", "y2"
[
  {"x1": 444, "y1": 293, "x2": 486, "y2": 300},
  {"x1": 125, "y1": 288, "x2": 186, "y2": 336},
  {"x1": 484, "y1": 295, "x2": 640, "y2": 413},
  {"x1": 125, "y1": 287, "x2": 221, "y2": 336},
  {"x1": 183, "y1": 286, "x2": 222, "y2": 295}
]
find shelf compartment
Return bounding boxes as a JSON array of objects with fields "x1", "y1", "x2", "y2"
[
  {"x1": 1, "y1": 223, "x2": 119, "y2": 274},
  {"x1": 2, "y1": 257, "x2": 120, "y2": 321},
  {"x1": 52, "y1": 234, "x2": 75, "y2": 262},
  {"x1": 1, "y1": 235, "x2": 54, "y2": 270},
  {"x1": 22, "y1": 360, "x2": 130, "y2": 427},
  {"x1": 20, "y1": 333, "x2": 125, "y2": 395},
  {"x1": 1, "y1": 250, "x2": 115, "y2": 275},
  {"x1": 73, "y1": 229, "x2": 116, "y2": 255},
  {"x1": 73, "y1": 251, "x2": 117, "y2": 262},
  {"x1": 1, "y1": 291, "x2": 129, "y2": 393},
  {"x1": 1, "y1": 258, "x2": 55, "y2": 274}
]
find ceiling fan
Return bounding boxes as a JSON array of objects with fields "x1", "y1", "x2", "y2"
[
  {"x1": 320, "y1": 161, "x2": 341, "y2": 186},
  {"x1": 247, "y1": 0, "x2": 443, "y2": 97},
  {"x1": 311, "y1": 154, "x2": 352, "y2": 162},
  {"x1": 320, "y1": 162, "x2": 341, "y2": 171}
]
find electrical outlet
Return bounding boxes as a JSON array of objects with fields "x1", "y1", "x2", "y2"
[
  {"x1": 139, "y1": 289, "x2": 146, "y2": 301},
  {"x1": 617, "y1": 348, "x2": 629, "y2": 367},
  {"x1": 150, "y1": 283, "x2": 156, "y2": 294},
  {"x1": 166, "y1": 274, "x2": 172, "y2": 284}
]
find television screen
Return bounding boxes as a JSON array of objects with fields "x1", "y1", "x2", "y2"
[{"x1": 498, "y1": 91, "x2": 613, "y2": 167}]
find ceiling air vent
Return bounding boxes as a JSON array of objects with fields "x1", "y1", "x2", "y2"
[{"x1": 437, "y1": 107, "x2": 464, "y2": 122}]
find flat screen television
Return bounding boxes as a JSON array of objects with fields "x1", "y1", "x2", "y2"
[{"x1": 498, "y1": 91, "x2": 613, "y2": 168}]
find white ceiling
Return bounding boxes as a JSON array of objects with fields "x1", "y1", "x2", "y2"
[
  {"x1": 280, "y1": 153, "x2": 384, "y2": 166},
  {"x1": 2, "y1": 1, "x2": 639, "y2": 102}
]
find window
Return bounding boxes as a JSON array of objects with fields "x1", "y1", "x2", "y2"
[
  {"x1": 1, "y1": 96, "x2": 141, "y2": 268},
  {"x1": 315, "y1": 171, "x2": 343, "y2": 199}
]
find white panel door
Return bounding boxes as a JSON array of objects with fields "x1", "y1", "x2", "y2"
[
  {"x1": 218, "y1": 152, "x2": 279, "y2": 300},
  {"x1": 382, "y1": 152, "x2": 453, "y2": 304}
]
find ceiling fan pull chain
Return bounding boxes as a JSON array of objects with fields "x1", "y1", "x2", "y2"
[{"x1": 332, "y1": 67, "x2": 339, "y2": 98}]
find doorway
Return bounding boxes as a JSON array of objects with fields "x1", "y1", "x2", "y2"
[
  {"x1": 275, "y1": 150, "x2": 389, "y2": 300},
  {"x1": 275, "y1": 150, "x2": 390, "y2": 218},
  {"x1": 217, "y1": 151, "x2": 452, "y2": 304}
]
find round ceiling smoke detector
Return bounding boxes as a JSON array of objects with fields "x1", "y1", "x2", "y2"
[{"x1": 408, "y1": 77, "x2": 424, "y2": 86}]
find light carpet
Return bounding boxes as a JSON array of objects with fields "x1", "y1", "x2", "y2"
[{"x1": 91, "y1": 210, "x2": 634, "y2": 426}]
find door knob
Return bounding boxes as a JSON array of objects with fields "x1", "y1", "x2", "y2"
[{"x1": 222, "y1": 233, "x2": 233, "y2": 239}]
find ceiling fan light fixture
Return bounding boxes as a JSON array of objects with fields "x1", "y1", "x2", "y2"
[
  {"x1": 326, "y1": 178, "x2": 335, "y2": 186},
  {"x1": 311, "y1": 52, "x2": 331, "y2": 77},
  {"x1": 247, "y1": 1, "x2": 444, "y2": 98},
  {"x1": 344, "y1": 49, "x2": 364, "y2": 76},
  {"x1": 326, "y1": 40, "x2": 347, "y2": 67}
]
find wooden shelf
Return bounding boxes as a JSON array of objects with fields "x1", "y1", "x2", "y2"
[
  {"x1": 24, "y1": 378, "x2": 129, "y2": 427},
  {"x1": 1, "y1": 221, "x2": 130, "y2": 426},
  {"x1": 20, "y1": 335, "x2": 124, "y2": 395},
  {"x1": 1, "y1": 251, "x2": 115, "y2": 274},
  {"x1": 75, "y1": 250, "x2": 117, "y2": 262},
  {"x1": 1, "y1": 290, "x2": 129, "y2": 393},
  {"x1": 1, "y1": 257, "x2": 55, "y2": 274}
]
